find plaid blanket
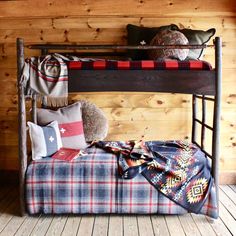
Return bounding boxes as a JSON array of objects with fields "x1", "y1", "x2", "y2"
[
  {"x1": 68, "y1": 59, "x2": 212, "y2": 70},
  {"x1": 94, "y1": 140, "x2": 213, "y2": 214},
  {"x1": 25, "y1": 145, "x2": 218, "y2": 218}
]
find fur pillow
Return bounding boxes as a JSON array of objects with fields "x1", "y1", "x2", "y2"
[
  {"x1": 148, "y1": 29, "x2": 189, "y2": 61},
  {"x1": 80, "y1": 100, "x2": 109, "y2": 142}
]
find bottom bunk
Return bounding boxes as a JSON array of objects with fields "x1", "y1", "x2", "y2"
[{"x1": 25, "y1": 141, "x2": 218, "y2": 219}]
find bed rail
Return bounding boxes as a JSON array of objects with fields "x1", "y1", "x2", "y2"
[
  {"x1": 17, "y1": 37, "x2": 221, "y2": 216},
  {"x1": 191, "y1": 37, "x2": 221, "y2": 217}
]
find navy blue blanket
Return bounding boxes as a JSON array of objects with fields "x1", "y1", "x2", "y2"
[{"x1": 94, "y1": 140, "x2": 213, "y2": 214}]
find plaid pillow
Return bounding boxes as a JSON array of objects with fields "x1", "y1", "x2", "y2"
[
  {"x1": 37, "y1": 102, "x2": 88, "y2": 150},
  {"x1": 27, "y1": 120, "x2": 62, "y2": 160}
]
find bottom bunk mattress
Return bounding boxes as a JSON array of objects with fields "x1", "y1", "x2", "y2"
[{"x1": 25, "y1": 142, "x2": 218, "y2": 218}]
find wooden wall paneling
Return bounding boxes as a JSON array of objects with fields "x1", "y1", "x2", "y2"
[
  {"x1": 0, "y1": 0, "x2": 235, "y2": 18},
  {"x1": 1, "y1": 17, "x2": 236, "y2": 30}
]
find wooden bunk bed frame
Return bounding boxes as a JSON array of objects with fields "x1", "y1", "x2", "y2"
[{"x1": 17, "y1": 37, "x2": 222, "y2": 216}]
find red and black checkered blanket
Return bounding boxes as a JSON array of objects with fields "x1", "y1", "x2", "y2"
[{"x1": 68, "y1": 59, "x2": 212, "y2": 70}]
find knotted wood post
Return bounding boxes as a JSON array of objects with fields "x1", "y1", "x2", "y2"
[{"x1": 17, "y1": 38, "x2": 27, "y2": 216}]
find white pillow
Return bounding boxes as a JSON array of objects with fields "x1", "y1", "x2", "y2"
[{"x1": 27, "y1": 120, "x2": 62, "y2": 160}]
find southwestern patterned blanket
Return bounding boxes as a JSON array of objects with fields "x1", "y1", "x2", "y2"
[
  {"x1": 94, "y1": 140, "x2": 214, "y2": 214},
  {"x1": 26, "y1": 142, "x2": 218, "y2": 218}
]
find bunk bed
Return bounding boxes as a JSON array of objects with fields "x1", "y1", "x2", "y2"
[{"x1": 17, "y1": 37, "x2": 222, "y2": 218}]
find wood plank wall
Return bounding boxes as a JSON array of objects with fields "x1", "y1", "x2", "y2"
[{"x1": 0, "y1": 0, "x2": 235, "y2": 182}]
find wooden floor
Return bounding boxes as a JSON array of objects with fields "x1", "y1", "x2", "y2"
[{"x1": 0, "y1": 185, "x2": 235, "y2": 236}]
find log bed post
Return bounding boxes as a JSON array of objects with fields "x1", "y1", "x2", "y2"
[
  {"x1": 17, "y1": 38, "x2": 27, "y2": 216},
  {"x1": 212, "y1": 37, "x2": 222, "y2": 215}
]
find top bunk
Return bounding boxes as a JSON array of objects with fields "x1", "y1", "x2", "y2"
[{"x1": 17, "y1": 37, "x2": 222, "y2": 96}]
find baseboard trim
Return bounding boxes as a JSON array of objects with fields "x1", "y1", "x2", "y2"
[
  {"x1": 220, "y1": 171, "x2": 236, "y2": 184},
  {"x1": 1, "y1": 170, "x2": 236, "y2": 185}
]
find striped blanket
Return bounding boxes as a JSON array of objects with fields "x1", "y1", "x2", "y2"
[
  {"x1": 20, "y1": 54, "x2": 99, "y2": 106},
  {"x1": 20, "y1": 54, "x2": 69, "y2": 106}
]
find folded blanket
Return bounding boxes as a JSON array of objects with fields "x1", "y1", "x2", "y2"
[{"x1": 94, "y1": 140, "x2": 213, "y2": 214}]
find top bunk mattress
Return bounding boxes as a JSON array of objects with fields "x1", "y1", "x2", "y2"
[{"x1": 68, "y1": 59, "x2": 212, "y2": 71}]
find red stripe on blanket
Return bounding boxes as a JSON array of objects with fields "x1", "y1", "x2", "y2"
[
  {"x1": 30, "y1": 62, "x2": 68, "y2": 82},
  {"x1": 90, "y1": 148, "x2": 97, "y2": 213},
  {"x1": 165, "y1": 60, "x2": 179, "y2": 69},
  {"x1": 141, "y1": 60, "x2": 155, "y2": 69},
  {"x1": 31, "y1": 160, "x2": 117, "y2": 165},
  {"x1": 117, "y1": 61, "x2": 130, "y2": 69},
  {"x1": 93, "y1": 61, "x2": 106, "y2": 69},
  {"x1": 26, "y1": 180, "x2": 149, "y2": 185},
  {"x1": 51, "y1": 159, "x2": 55, "y2": 214},
  {"x1": 59, "y1": 121, "x2": 84, "y2": 137},
  {"x1": 189, "y1": 60, "x2": 203, "y2": 69},
  {"x1": 69, "y1": 61, "x2": 82, "y2": 69}
]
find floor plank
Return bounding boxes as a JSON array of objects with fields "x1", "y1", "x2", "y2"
[
  {"x1": 191, "y1": 214, "x2": 216, "y2": 236},
  {"x1": 165, "y1": 215, "x2": 185, "y2": 236},
  {"x1": 178, "y1": 214, "x2": 201, "y2": 236},
  {"x1": 61, "y1": 215, "x2": 81, "y2": 236},
  {"x1": 151, "y1": 215, "x2": 170, "y2": 236},
  {"x1": 14, "y1": 216, "x2": 40, "y2": 236},
  {"x1": 123, "y1": 215, "x2": 139, "y2": 236},
  {"x1": 92, "y1": 216, "x2": 109, "y2": 236},
  {"x1": 220, "y1": 185, "x2": 236, "y2": 206},
  {"x1": 137, "y1": 215, "x2": 154, "y2": 236},
  {"x1": 219, "y1": 201, "x2": 236, "y2": 236},
  {"x1": 29, "y1": 216, "x2": 53, "y2": 236},
  {"x1": 206, "y1": 216, "x2": 232, "y2": 236},
  {"x1": 77, "y1": 216, "x2": 95, "y2": 236},
  {"x1": 219, "y1": 187, "x2": 236, "y2": 219},
  {"x1": 0, "y1": 188, "x2": 17, "y2": 215},
  {"x1": 45, "y1": 216, "x2": 68, "y2": 236},
  {"x1": 0, "y1": 185, "x2": 235, "y2": 236},
  {"x1": 108, "y1": 215, "x2": 123, "y2": 236},
  {"x1": 0, "y1": 215, "x2": 26, "y2": 236},
  {"x1": 229, "y1": 185, "x2": 236, "y2": 192},
  {"x1": 0, "y1": 199, "x2": 19, "y2": 232}
]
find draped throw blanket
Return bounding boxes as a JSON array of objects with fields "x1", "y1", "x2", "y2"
[
  {"x1": 94, "y1": 140, "x2": 213, "y2": 214},
  {"x1": 20, "y1": 53, "x2": 69, "y2": 107},
  {"x1": 20, "y1": 54, "x2": 102, "y2": 107}
]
